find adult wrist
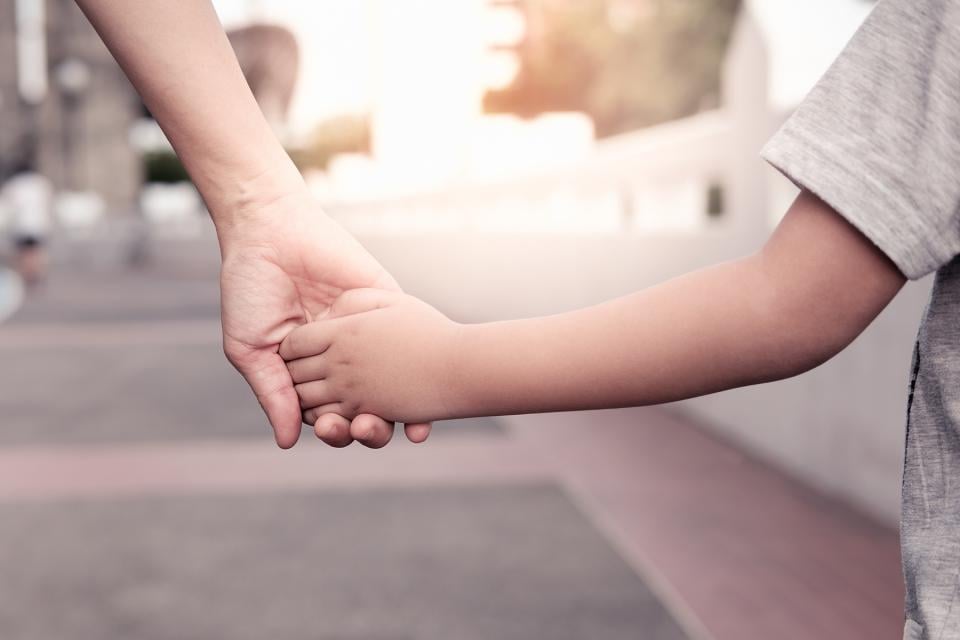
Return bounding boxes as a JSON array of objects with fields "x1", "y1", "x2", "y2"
[{"x1": 204, "y1": 154, "x2": 307, "y2": 235}]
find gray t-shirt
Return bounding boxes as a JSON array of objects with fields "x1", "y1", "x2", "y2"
[{"x1": 761, "y1": 1, "x2": 960, "y2": 638}]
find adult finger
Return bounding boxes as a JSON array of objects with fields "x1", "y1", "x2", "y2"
[
  {"x1": 371, "y1": 270, "x2": 402, "y2": 293},
  {"x1": 350, "y1": 414, "x2": 395, "y2": 449},
  {"x1": 230, "y1": 345, "x2": 302, "y2": 449}
]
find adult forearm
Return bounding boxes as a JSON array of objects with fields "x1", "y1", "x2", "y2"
[{"x1": 75, "y1": 0, "x2": 303, "y2": 226}]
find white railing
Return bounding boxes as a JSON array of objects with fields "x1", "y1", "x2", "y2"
[{"x1": 327, "y1": 111, "x2": 740, "y2": 237}]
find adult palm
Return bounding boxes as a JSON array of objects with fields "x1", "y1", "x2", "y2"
[{"x1": 219, "y1": 192, "x2": 430, "y2": 449}]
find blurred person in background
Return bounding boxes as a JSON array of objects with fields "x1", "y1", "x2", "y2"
[
  {"x1": 1, "y1": 158, "x2": 53, "y2": 287},
  {"x1": 278, "y1": 1, "x2": 959, "y2": 638}
]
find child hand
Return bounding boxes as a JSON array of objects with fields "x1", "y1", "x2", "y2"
[{"x1": 279, "y1": 289, "x2": 462, "y2": 429}]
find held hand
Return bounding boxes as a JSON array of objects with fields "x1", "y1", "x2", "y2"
[
  {"x1": 280, "y1": 289, "x2": 462, "y2": 428},
  {"x1": 218, "y1": 190, "x2": 432, "y2": 448}
]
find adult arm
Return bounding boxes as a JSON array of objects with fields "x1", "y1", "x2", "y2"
[{"x1": 75, "y1": 0, "x2": 429, "y2": 448}]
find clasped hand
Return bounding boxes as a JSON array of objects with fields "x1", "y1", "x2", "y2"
[
  {"x1": 218, "y1": 189, "x2": 432, "y2": 449},
  {"x1": 279, "y1": 289, "x2": 460, "y2": 445}
]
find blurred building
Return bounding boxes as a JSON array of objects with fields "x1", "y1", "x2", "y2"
[
  {"x1": 0, "y1": 0, "x2": 141, "y2": 213},
  {"x1": 227, "y1": 24, "x2": 299, "y2": 133},
  {"x1": 0, "y1": 0, "x2": 298, "y2": 218}
]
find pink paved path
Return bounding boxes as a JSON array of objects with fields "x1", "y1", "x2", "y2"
[{"x1": 509, "y1": 409, "x2": 904, "y2": 640}]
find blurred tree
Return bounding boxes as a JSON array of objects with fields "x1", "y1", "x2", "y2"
[
  {"x1": 290, "y1": 114, "x2": 371, "y2": 172},
  {"x1": 144, "y1": 150, "x2": 190, "y2": 184},
  {"x1": 144, "y1": 114, "x2": 372, "y2": 182},
  {"x1": 484, "y1": 0, "x2": 741, "y2": 137}
]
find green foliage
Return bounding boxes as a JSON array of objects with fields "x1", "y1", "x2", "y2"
[
  {"x1": 289, "y1": 114, "x2": 372, "y2": 172},
  {"x1": 485, "y1": 0, "x2": 741, "y2": 138},
  {"x1": 144, "y1": 150, "x2": 190, "y2": 184},
  {"x1": 141, "y1": 114, "x2": 372, "y2": 183}
]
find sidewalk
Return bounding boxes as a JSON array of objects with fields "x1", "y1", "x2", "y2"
[
  {"x1": 507, "y1": 409, "x2": 904, "y2": 640},
  {"x1": 0, "y1": 410, "x2": 903, "y2": 638}
]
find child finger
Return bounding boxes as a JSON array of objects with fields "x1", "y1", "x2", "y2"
[
  {"x1": 303, "y1": 403, "x2": 349, "y2": 425},
  {"x1": 279, "y1": 322, "x2": 335, "y2": 361},
  {"x1": 286, "y1": 355, "x2": 328, "y2": 385},
  {"x1": 294, "y1": 380, "x2": 338, "y2": 409},
  {"x1": 350, "y1": 414, "x2": 395, "y2": 450},
  {"x1": 403, "y1": 422, "x2": 432, "y2": 444},
  {"x1": 313, "y1": 413, "x2": 354, "y2": 448}
]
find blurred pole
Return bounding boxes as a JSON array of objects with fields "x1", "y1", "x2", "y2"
[
  {"x1": 54, "y1": 58, "x2": 90, "y2": 192},
  {"x1": 14, "y1": 0, "x2": 47, "y2": 106},
  {"x1": 12, "y1": 0, "x2": 47, "y2": 177}
]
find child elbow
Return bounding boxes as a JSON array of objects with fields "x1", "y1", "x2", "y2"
[{"x1": 763, "y1": 301, "x2": 858, "y2": 381}]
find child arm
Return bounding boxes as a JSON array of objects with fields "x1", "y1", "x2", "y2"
[{"x1": 281, "y1": 190, "x2": 905, "y2": 425}]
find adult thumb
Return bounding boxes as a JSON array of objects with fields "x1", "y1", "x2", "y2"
[
  {"x1": 326, "y1": 288, "x2": 398, "y2": 320},
  {"x1": 234, "y1": 347, "x2": 303, "y2": 449}
]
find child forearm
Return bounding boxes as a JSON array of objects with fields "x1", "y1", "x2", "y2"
[
  {"x1": 445, "y1": 193, "x2": 905, "y2": 418},
  {"x1": 447, "y1": 259, "x2": 785, "y2": 417}
]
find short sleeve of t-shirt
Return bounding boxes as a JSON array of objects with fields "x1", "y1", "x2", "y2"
[{"x1": 762, "y1": 0, "x2": 960, "y2": 280}]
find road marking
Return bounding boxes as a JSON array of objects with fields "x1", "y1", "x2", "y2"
[
  {"x1": 0, "y1": 437, "x2": 553, "y2": 503},
  {"x1": 0, "y1": 319, "x2": 223, "y2": 349}
]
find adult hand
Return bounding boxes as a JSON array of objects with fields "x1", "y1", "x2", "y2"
[
  {"x1": 74, "y1": 0, "x2": 426, "y2": 448},
  {"x1": 218, "y1": 188, "x2": 432, "y2": 449}
]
